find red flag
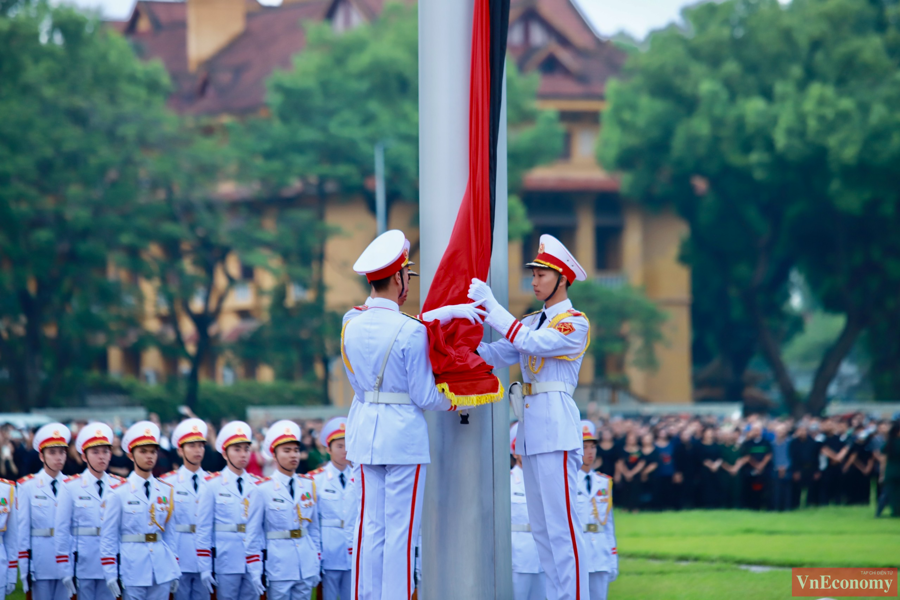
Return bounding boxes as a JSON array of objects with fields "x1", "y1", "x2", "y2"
[{"x1": 422, "y1": 0, "x2": 509, "y2": 406}]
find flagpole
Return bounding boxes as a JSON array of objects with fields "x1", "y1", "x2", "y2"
[{"x1": 418, "y1": 0, "x2": 512, "y2": 597}]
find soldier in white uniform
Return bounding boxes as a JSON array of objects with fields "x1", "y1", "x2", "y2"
[
  {"x1": 311, "y1": 417, "x2": 356, "y2": 600},
  {"x1": 161, "y1": 419, "x2": 216, "y2": 600},
  {"x1": 249, "y1": 420, "x2": 321, "y2": 599},
  {"x1": 0, "y1": 472, "x2": 17, "y2": 599},
  {"x1": 17, "y1": 422, "x2": 71, "y2": 600},
  {"x1": 470, "y1": 233, "x2": 591, "y2": 600},
  {"x1": 575, "y1": 422, "x2": 617, "y2": 600},
  {"x1": 509, "y1": 423, "x2": 547, "y2": 600},
  {"x1": 196, "y1": 421, "x2": 263, "y2": 600},
  {"x1": 341, "y1": 230, "x2": 481, "y2": 600},
  {"x1": 55, "y1": 423, "x2": 124, "y2": 600},
  {"x1": 99, "y1": 421, "x2": 180, "y2": 600}
]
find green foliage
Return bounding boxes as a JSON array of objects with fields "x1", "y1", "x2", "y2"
[
  {"x1": 0, "y1": 1, "x2": 172, "y2": 409},
  {"x1": 507, "y1": 194, "x2": 533, "y2": 241},
  {"x1": 599, "y1": 0, "x2": 900, "y2": 413},
  {"x1": 568, "y1": 282, "x2": 667, "y2": 385},
  {"x1": 782, "y1": 311, "x2": 846, "y2": 370},
  {"x1": 241, "y1": 2, "x2": 562, "y2": 208}
]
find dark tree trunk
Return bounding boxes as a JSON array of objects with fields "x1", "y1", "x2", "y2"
[{"x1": 806, "y1": 314, "x2": 865, "y2": 416}]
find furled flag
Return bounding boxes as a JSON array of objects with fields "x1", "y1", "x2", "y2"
[{"x1": 422, "y1": 0, "x2": 511, "y2": 407}]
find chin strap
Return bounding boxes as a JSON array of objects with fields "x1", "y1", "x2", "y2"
[{"x1": 546, "y1": 272, "x2": 564, "y2": 303}]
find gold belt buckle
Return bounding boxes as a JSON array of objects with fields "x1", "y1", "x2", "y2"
[
  {"x1": 236, "y1": 524, "x2": 246, "y2": 533},
  {"x1": 290, "y1": 529, "x2": 304, "y2": 539},
  {"x1": 145, "y1": 533, "x2": 158, "y2": 542},
  {"x1": 189, "y1": 524, "x2": 197, "y2": 533},
  {"x1": 522, "y1": 383, "x2": 533, "y2": 396},
  {"x1": 586, "y1": 524, "x2": 599, "y2": 533}
]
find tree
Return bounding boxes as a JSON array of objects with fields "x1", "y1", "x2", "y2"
[
  {"x1": 568, "y1": 282, "x2": 668, "y2": 391},
  {"x1": 0, "y1": 1, "x2": 171, "y2": 409},
  {"x1": 599, "y1": 0, "x2": 900, "y2": 415}
]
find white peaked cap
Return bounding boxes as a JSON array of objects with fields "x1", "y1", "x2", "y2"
[
  {"x1": 353, "y1": 230, "x2": 417, "y2": 282},
  {"x1": 123, "y1": 421, "x2": 161, "y2": 453},
  {"x1": 34, "y1": 422, "x2": 71, "y2": 452},
  {"x1": 172, "y1": 418, "x2": 208, "y2": 448},
  {"x1": 76, "y1": 422, "x2": 113, "y2": 455},
  {"x1": 262, "y1": 420, "x2": 302, "y2": 460},
  {"x1": 580, "y1": 420, "x2": 597, "y2": 441},
  {"x1": 525, "y1": 234, "x2": 587, "y2": 283},
  {"x1": 216, "y1": 421, "x2": 253, "y2": 454}
]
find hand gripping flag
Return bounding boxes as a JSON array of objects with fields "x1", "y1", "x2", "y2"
[{"x1": 421, "y1": 0, "x2": 510, "y2": 407}]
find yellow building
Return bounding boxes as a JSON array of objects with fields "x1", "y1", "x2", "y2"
[{"x1": 111, "y1": 0, "x2": 692, "y2": 404}]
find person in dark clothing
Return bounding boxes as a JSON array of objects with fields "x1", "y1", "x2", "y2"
[
  {"x1": 843, "y1": 432, "x2": 875, "y2": 505},
  {"x1": 718, "y1": 428, "x2": 744, "y2": 509},
  {"x1": 638, "y1": 433, "x2": 659, "y2": 511},
  {"x1": 200, "y1": 442, "x2": 226, "y2": 472},
  {"x1": 770, "y1": 424, "x2": 792, "y2": 511},
  {"x1": 697, "y1": 427, "x2": 722, "y2": 508},
  {"x1": 615, "y1": 432, "x2": 644, "y2": 512},
  {"x1": 62, "y1": 440, "x2": 85, "y2": 476},
  {"x1": 790, "y1": 425, "x2": 821, "y2": 509},
  {"x1": 596, "y1": 429, "x2": 617, "y2": 478},
  {"x1": 654, "y1": 430, "x2": 677, "y2": 510},
  {"x1": 741, "y1": 424, "x2": 773, "y2": 510},
  {"x1": 108, "y1": 433, "x2": 134, "y2": 476},
  {"x1": 673, "y1": 429, "x2": 698, "y2": 510},
  {"x1": 820, "y1": 419, "x2": 851, "y2": 505},
  {"x1": 882, "y1": 421, "x2": 900, "y2": 517}
]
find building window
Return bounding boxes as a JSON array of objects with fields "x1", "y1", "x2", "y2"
[
  {"x1": 332, "y1": 0, "x2": 363, "y2": 33},
  {"x1": 222, "y1": 365, "x2": 236, "y2": 386},
  {"x1": 577, "y1": 128, "x2": 597, "y2": 158},
  {"x1": 528, "y1": 19, "x2": 548, "y2": 46},
  {"x1": 508, "y1": 20, "x2": 525, "y2": 45}
]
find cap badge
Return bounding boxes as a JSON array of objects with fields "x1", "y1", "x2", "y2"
[{"x1": 538, "y1": 243, "x2": 545, "y2": 254}]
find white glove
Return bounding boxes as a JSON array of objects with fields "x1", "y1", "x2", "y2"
[
  {"x1": 467, "y1": 278, "x2": 499, "y2": 313},
  {"x1": 106, "y1": 579, "x2": 121, "y2": 598},
  {"x1": 201, "y1": 571, "x2": 217, "y2": 594},
  {"x1": 6, "y1": 581, "x2": 16, "y2": 596},
  {"x1": 170, "y1": 578, "x2": 179, "y2": 594},
  {"x1": 62, "y1": 576, "x2": 77, "y2": 598},
  {"x1": 21, "y1": 572, "x2": 29, "y2": 594},
  {"x1": 252, "y1": 573, "x2": 266, "y2": 596},
  {"x1": 421, "y1": 303, "x2": 487, "y2": 325},
  {"x1": 610, "y1": 568, "x2": 618, "y2": 582}
]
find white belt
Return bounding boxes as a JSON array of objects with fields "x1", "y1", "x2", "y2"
[
  {"x1": 73, "y1": 527, "x2": 100, "y2": 536},
  {"x1": 511, "y1": 523, "x2": 531, "y2": 533},
  {"x1": 522, "y1": 381, "x2": 575, "y2": 396},
  {"x1": 31, "y1": 528, "x2": 54, "y2": 537},
  {"x1": 175, "y1": 524, "x2": 196, "y2": 533},
  {"x1": 321, "y1": 519, "x2": 345, "y2": 528},
  {"x1": 363, "y1": 391, "x2": 411, "y2": 405},
  {"x1": 121, "y1": 533, "x2": 160, "y2": 543},
  {"x1": 266, "y1": 529, "x2": 305, "y2": 540},
  {"x1": 215, "y1": 524, "x2": 246, "y2": 533}
]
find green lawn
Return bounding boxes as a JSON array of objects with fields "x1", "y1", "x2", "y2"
[{"x1": 7, "y1": 508, "x2": 898, "y2": 599}]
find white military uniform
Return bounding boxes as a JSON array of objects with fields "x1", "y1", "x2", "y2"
[
  {"x1": 576, "y1": 471, "x2": 617, "y2": 600},
  {"x1": 164, "y1": 418, "x2": 213, "y2": 600},
  {"x1": 18, "y1": 423, "x2": 71, "y2": 600},
  {"x1": 473, "y1": 234, "x2": 590, "y2": 600},
  {"x1": 342, "y1": 230, "x2": 453, "y2": 600},
  {"x1": 196, "y1": 421, "x2": 262, "y2": 600},
  {"x1": 55, "y1": 423, "x2": 120, "y2": 600},
  {"x1": 248, "y1": 420, "x2": 321, "y2": 600},
  {"x1": 511, "y1": 464, "x2": 547, "y2": 600},
  {"x1": 312, "y1": 461, "x2": 357, "y2": 600},
  {"x1": 100, "y1": 422, "x2": 180, "y2": 600},
  {"x1": 0, "y1": 479, "x2": 18, "y2": 600}
]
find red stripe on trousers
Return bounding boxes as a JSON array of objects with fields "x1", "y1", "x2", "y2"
[
  {"x1": 355, "y1": 464, "x2": 366, "y2": 600},
  {"x1": 407, "y1": 465, "x2": 422, "y2": 600},
  {"x1": 563, "y1": 451, "x2": 581, "y2": 599}
]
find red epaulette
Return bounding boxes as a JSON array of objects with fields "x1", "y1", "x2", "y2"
[
  {"x1": 0, "y1": 478, "x2": 14, "y2": 486},
  {"x1": 253, "y1": 477, "x2": 270, "y2": 485},
  {"x1": 567, "y1": 309, "x2": 583, "y2": 317},
  {"x1": 157, "y1": 478, "x2": 173, "y2": 487},
  {"x1": 17, "y1": 474, "x2": 34, "y2": 485},
  {"x1": 110, "y1": 479, "x2": 127, "y2": 490},
  {"x1": 353, "y1": 305, "x2": 368, "y2": 311},
  {"x1": 160, "y1": 470, "x2": 177, "y2": 479},
  {"x1": 204, "y1": 472, "x2": 220, "y2": 482},
  {"x1": 598, "y1": 472, "x2": 612, "y2": 479},
  {"x1": 63, "y1": 474, "x2": 81, "y2": 483},
  {"x1": 307, "y1": 466, "x2": 326, "y2": 477},
  {"x1": 110, "y1": 474, "x2": 126, "y2": 483}
]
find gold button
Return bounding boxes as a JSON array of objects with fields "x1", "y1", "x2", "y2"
[{"x1": 525, "y1": 404, "x2": 530, "y2": 409}]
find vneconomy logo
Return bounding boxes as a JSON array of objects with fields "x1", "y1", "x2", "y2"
[{"x1": 792, "y1": 568, "x2": 898, "y2": 597}]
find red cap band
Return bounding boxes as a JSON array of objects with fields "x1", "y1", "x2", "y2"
[
  {"x1": 365, "y1": 250, "x2": 409, "y2": 283},
  {"x1": 532, "y1": 253, "x2": 577, "y2": 284}
]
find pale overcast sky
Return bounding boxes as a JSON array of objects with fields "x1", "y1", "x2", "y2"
[{"x1": 57, "y1": 0, "x2": 702, "y2": 39}]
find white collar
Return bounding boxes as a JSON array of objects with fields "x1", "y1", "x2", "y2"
[
  {"x1": 39, "y1": 469, "x2": 62, "y2": 484},
  {"x1": 368, "y1": 297, "x2": 399, "y2": 312},
  {"x1": 129, "y1": 471, "x2": 154, "y2": 488},
  {"x1": 81, "y1": 470, "x2": 104, "y2": 485},
  {"x1": 274, "y1": 470, "x2": 294, "y2": 487},
  {"x1": 542, "y1": 299, "x2": 573, "y2": 320},
  {"x1": 327, "y1": 461, "x2": 349, "y2": 476},
  {"x1": 179, "y1": 465, "x2": 205, "y2": 481}
]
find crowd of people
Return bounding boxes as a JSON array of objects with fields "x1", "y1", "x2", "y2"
[{"x1": 580, "y1": 410, "x2": 900, "y2": 516}]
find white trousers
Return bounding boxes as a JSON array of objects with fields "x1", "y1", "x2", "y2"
[
  {"x1": 77, "y1": 578, "x2": 116, "y2": 600},
  {"x1": 323, "y1": 569, "x2": 352, "y2": 600},
  {"x1": 32, "y1": 580, "x2": 69, "y2": 600},
  {"x1": 522, "y1": 451, "x2": 588, "y2": 600},
  {"x1": 175, "y1": 573, "x2": 206, "y2": 600},
  {"x1": 350, "y1": 464, "x2": 426, "y2": 600},
  {"x1": 122, "y1": 584, "x2": 169, "y2": 600},
  {"x1": 268, "y1": 575, "x2": 318, "y2": 600},
  {"x1": 215, "y1": 573, "x2": 256, "y2": 600},
  {"x1": 588, "y1": 572, "x2": 610, "y2": 600},
  {"x1": 512, "y1": 572, "x2": 548, "y2": 600}
]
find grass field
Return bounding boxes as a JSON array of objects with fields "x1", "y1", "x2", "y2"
[{"x1": 7, "y1": 507, "x2": 898, "y2": 599}]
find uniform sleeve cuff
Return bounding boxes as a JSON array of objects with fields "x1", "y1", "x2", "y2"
[{"x1": 485, "y1": 306, "x2": 520, "y2": 343}]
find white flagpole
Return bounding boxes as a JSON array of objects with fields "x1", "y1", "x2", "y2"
[{"x1": 418, "y1": 0, "x2": 512, "y2": 597}]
